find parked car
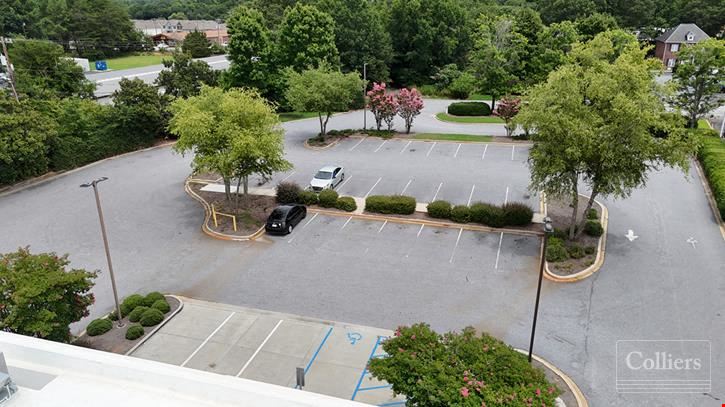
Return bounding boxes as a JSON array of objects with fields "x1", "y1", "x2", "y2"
[
  {"x1": 265, "y1": 204, "x2": 307, "y2": 235},
  {"x1": 309, "y1": 165, "x2": 345, "y2": 192}
]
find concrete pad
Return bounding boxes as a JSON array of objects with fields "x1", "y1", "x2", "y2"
[
  {"x1": 260, "y1": 320, "x2": 330, "y2": 358},
  {"x1": 184, "y1": 341, "x2": 254, "y2": 375},
  {"x1": 207, "y1": 312, "x2": 259, "y2": 345},
  {"x1": 303, "y1": 362, "x2": 362, "y2": 399},
  {"x1": 496, "y1": 234, "x2": 540, "y2": 273},
  {"x1": 157, "y1": 303, "x2": 233, "y2": 340},
  {"x1": 240, "y1": 351, "x2": 304, "y2": 386},
  {"x1": 131, "y1": 332, "x2": 200, "y2": 365},
  {"x1": 312, "y1": 327, "x2": 384, "y2": 368}
]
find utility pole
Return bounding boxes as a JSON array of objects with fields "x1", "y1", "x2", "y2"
[
  {"x1": 1, "y1": 37, "x2": 19, "y2": 102},
  {"x1": 363, "y1": 63, "x2": 367, "y2": 130}
]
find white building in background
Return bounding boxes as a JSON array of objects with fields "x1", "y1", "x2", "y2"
[{"x1": 133, "y1": 19, "x2": 227, "y2": 37}]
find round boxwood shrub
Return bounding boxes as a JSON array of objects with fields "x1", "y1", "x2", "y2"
[
  {"x1": 139, "y1": 308, "x2": 165, "y2": 327},
  {"x1": 125, "y1": 324, "x2": 145, "y2": 340},
  {"x1": 365, "y1": 195, "x2": 417, "y2": 215},
  {"x1": 546, "y1": 238, "x2": 569, "y2": 262},
  {"x1": 128, "y1": 306, "x2": 149, "y2": 323},
  {"x1": 447, "y1": 101, "x2": 492, "y2": 116},
  {"x1": 584, "y1": 220, "x2": 604, "y2": 237},
  {"x1": 143, "y1": 291, "x2": 165, "y2": 307},
  {"x1": 502, "y1": 202, "x2": 534, "y2": 226},
  {"x1": 299, "y1": 190, "x2": 319, "y2": 205},
  {"x1": 567, "y1": 244, "x2": 586, "y2": 259},
  {"x1": 120, "y1": 294, "x2": 145, "y2": 316},
  {"x1": 318, "y1": 189, "x2": 339, "y2": 208},
  {"x1": 335, "y1": 196, "x2": 357, "y2": 212},
  {"x1": 586, "y1": 208, "x2": 599, "y2": 220},
  {"x1": 86, "y1": 318, "x2": 113, "y2": 337},
  {"x1": 276, "y1": 182, "x2": 302, "y2": 204},
  {"x1": 152, "y1": 299, "x2": 171, "y2": 314},
  {"x1": 450, "y1": 205, "x2": 470, "y2": 223},
  {"x1": 427, "y1": 200, "x2": 451, "y2": 219},
  {"x1": 469, "y1": 202, "x2": 504, "y2": 227}
]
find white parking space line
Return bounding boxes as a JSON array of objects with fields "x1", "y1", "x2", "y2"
[
  {"x1": 416, "y1": 224, "x2": 425, "y2": 238},
  {"x1": 467, "y1": 185, "x2": 476, "y2": 206},
  {"x1": 426, "y1": 142, "x2": 437, "y2": 157},
  {"x1": 378, "y1": 220, "x2": 388, "y2": 233},
  {"x1": 281, "y1": 171, "x2": 296, "y2": 182},
  {"x1": 482, "y1": 144, "x2": 488, "y2": 160},
  {"x1": 406, "y1": 224, "x2": 426, "y2": 258},
  {"x1": 288, "y1": 213, "x2": 319, "y2": 243},
  {"x1": 349, "y1": 137, "x2": 366, "y2": 151},
  {"x1": 504, "y1": 186, "x2": 510, "y2": 205},
  {"x1": 401, "y1": 178, "x2": 413, "y2": 195},
  {"x1": 341, "y1": 216, "x2": 353, "y2": 230},
  {"x1": 453, "y1": 143, "x2": 462, "y2": 158},
  {"x1": 399, "y1": 140, "x2": 412, "y2": 154},
  {"x1": 364, "y1": 177, "x2": 382, "y2": 198},
  {"x1": 494, "y1": 232, "x2": 504, "y2": 269},
  {"x1": 336, "y1": 175, "x2": 352, "y2": 192},
  {"x1": 449, "y1": 228, "x2": 463, "y2": 263},
  {"x1": 180, "y1": 312, "x2": 235, "y2": 367},
  {"x1": 374, "y1": 140, "x2": 388, "y2": 152},
  {"x1": 432, "y1": 182, "x2": 443, "y2": 202},
  {"x1": 236, "y1": 320, "x2": 284, "y2": 377},
  {"x1": 511, "y1": 145, "x2": 516, "y2": 161}
]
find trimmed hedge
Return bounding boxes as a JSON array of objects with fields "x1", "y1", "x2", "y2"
[
  {"x1": 584, "y1": 220, "x2": 604, "y2": 237},
  {"x1": 335, "y1": 196, "x2": 357, "y2": 212},
  {"x1": 447, "y1": 102, "x2": 492, "y2": 116},
  {"x1": 698, "y1": 133, "x2": 725, "y2": 219},
  {"x1": 502, "y1": 202, "x2": 534, "y2": 226},
  {"x1": 120, "y1": 294, "x2": 145, "y2": 316},
  {"x1": 276, "y1": 182, "x2": 302, "y2": 204},
  {"x1": 365, "y1": 195, "x2": 417, "y2": 215},
  {"x1": 318, "y1": 189, "x2": 339, "y2": 208},
  {"x1": 151, "y1": 299, "x2": 171, "y2": 314},
  {"x1": 427, "y1": 200, "x2": 451, "y2": 219},
  {"x1": 128, "y1": 306, "x2": 149, "y2": 323},
  {"x1": 450, "y1": 205, "x2": 470, "y2": 223},
  {"x1": 299, "y1": 190, "x2": 319, "y2": 205},
  {"x1": 125, "y1": 324, "x2": 145, "y2": 340},
  {"x1": 143, "y1": 292, "x2": 165, "y2": 307},
  {"x1": 469, "y1": 202, "x2": 505, "y2": 227},
  {"x1": 86, "y1": 318, "x2": 113, "y2": 336},
  {"x1": 139, "y1": 308, "x2": 165, "y2": 327},
  {"x1": 586, "y1": 208, "x2": 599, "y2": 220}
]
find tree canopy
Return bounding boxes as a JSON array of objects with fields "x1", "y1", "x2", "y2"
[
  {"x1": 156, "y1": 53, "x2": 219, "y2": 98},
  {"x1": 672, "y1": 39, "x2": 725, "y2": 128},
  {"x1": 277, "y1": 4, "x2": 340, "y2": 71},
  {"x1": 182, "y1": 30, "x2": 212, "y2": 58},
  {"x1": 224, "y1": 5, "x2": 273, "y2": 93}
]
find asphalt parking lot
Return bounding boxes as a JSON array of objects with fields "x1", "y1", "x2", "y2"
[{"x1": 132, "y1": 298, "x2": 404, "y2": 406}]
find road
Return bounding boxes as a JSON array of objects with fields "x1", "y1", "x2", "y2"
[{"x1": 0, "y1": 102, "x2": 723, "y2": 406}]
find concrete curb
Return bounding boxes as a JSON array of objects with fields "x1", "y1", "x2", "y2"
[
  {"x1": 544, "y1": 195, "x2": 609, "y2": 283},
  {"x1": 514, "y1": 349, "x2": 589, "y2": 407},
  {"x1": 433, "y1": 112, "x2": 506, "y2": 126},
  {"x1": 303, "y1": 137, "x2": 343, "y2": 151},
  {"x1": 693, "y1": 159, "x2": 725, "y2": 241},
  {"x1": 0, "y1": 141, "x2": 177, "y2": 198},
  {"x1": 125, "y1": 294, "x2": 185, "y2": 356},
  {"x1": 184, "y1": 179, "x2": 266, "y2": 242}
]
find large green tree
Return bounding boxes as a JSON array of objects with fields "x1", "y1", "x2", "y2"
[
  {"x1": 277, "y1": 4, "x2": 339, "y2": 72},
  {"x1": 574, "y1": 12, "x2": 619, "y2": 41},
  {"x1": 170, "y1": 87, "x2": 291, "y2": 203},
  {"x1": 182, "y1": 30, "x2": 212, "y2": 58},
  {"x1": 672, "y1": 39, "x2": 725, "y2": 128},
  {"x1": 518, "y1": 32, "x2": 695, "y2": 238},
  {"x1": 537, "y1": 0, "x2": 597, "y2": 24},
  {"x1": 108, "y1": 78, "x2": 167, "y2": 147},
  {"x1": 0, "y1": 247, "x2": 96, "y2": 343},
  {"x1": 224, "y1": 5, "x2": 274, "y2": 93},
  {"x1": 528, "y1": 21, "x2": 579, "y2": 85},
  {"x1": 156, "y1": 53, "x2": 219, "y2": 98}
]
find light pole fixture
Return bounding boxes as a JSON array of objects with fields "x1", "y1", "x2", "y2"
[
  {"x1": 80, "y1": 177, "x2": 124, "y2": 328},
  {"x1": 363, "y1": 62, "x2": 368, "y2": 130},
  {"x1": 528, "y1": 216, "x2": 553, "y2": 363}
]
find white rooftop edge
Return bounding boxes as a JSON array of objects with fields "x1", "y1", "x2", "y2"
[{"x1": 0, "y1": 332, "x2": 369, "y2": 406}]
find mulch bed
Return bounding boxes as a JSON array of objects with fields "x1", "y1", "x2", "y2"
[
  {"x1": 546, "y1": 197, "x2": 601, "y2": 276},
  {"x1": 190, "y1": 182, "x2": 276, "y2": 236},
  {"x1": 73, "y1": 295, "x2": 181, "y2": 355}
]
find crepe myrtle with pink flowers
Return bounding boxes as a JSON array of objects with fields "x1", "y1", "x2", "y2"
[
  {"x1": 367, "y1": 82, "x2": 398, "y2": 131},
  {"x1": 494, "y1": 96, "x2": 521, "y2": 137},
  {"x1": 368, "y1": 323, "x2": 560, "y2": 407},
  {"x1": 397, "y1": 87, "x2": 424, "y2": 134}
]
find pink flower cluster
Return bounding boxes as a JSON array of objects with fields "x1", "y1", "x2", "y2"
[
  {"x1": 397, "y1": 88, "x2": 424, "y2": 134},
  {"x1": 367, "y1": 83, "x2": 425, "y2": 133}
]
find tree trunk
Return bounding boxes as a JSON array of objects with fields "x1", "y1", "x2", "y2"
[
  {"x1": 234, "y1": 176, "x2": 243, "y2": 212},
  {"x1": 321, "y1": 113, "x2": 331, "y2": 137},
  {"x1": 223, "y1": 177, "x2": 232, "y2": 202},
  {"x1": 491, "y1": 95, "x2": 496, "y2": 111},
  {"x1": 318, "y1": 113, "x2": 325, "y2": 137},
  {"x1": 405, "y1": 117, "x2": 412, "y2": 134},
  {"x1": 568, "y1": 174, "x2": 579, "y2": 240},
  {"x1": 574, "y1": 187, "x2": 599, "y2": 239}
]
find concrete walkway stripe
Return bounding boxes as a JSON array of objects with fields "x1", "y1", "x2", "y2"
[
  {"x1": 304, "y1": 326, "x2": 333, "y2": 374},
  {"x1": 236, "y1": 319, "x2": 283, "y2": 377},
  {"x1": 494, "y1": 232, "x2": 504, "y2": 269},
  {"x1": 180, "y1": 311, "x2": 235, "y2": 367}
]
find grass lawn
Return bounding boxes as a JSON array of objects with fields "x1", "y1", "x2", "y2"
[
  {"x1": 279, "y1": 112, "x2": 319, "y2": 122},
  {"x1": 436, "y1": 112, "x2": 504, "y2": 124},
  {"x1": 469, "y1": 94, "x2": 492, "y2": 101},
  {"x1": 413, "y1": 133, "x2": 493, "y2": 142},
  {"x1": 92, "y1": 54, "x2": 169, "y2": 71},
  {"x1": 698, "y1": 119, "x2": 712, "y2": 129}
]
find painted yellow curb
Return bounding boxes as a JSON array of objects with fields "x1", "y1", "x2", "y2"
[
  {"x1": 693, "y1": 159, "x2": 725, "y2": 241},
  {"x1": 514, "y1": 349, "x2": 589, "y2": 407},
  {"x1": 185, "y1": 179, "x2": 266, "y2": 242},
  {"x1": 544, "y1": 195, "x2": 608, "y2": 283}
]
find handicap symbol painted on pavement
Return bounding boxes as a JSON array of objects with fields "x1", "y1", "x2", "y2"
[{"x1": 347, "y1": 332, "x2": 362, "y2": 345}]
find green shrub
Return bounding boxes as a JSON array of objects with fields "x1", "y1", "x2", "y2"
[
  {"x1": 546, "y1": 238, "x2": 569, "y2": 262},
  {"x1": 584, "y1": 220, "x2": 604, "y2": 237},
  {"x1": 109, "y1": 310, "x2": 120, "y2": 321},
  {"x1": 151, "y1": 299, "x2": 171, "y2": 314},
  {"x1": 128, "y1": 306, "x2": 149, "y2": 323},
  {"x1": 698, "y1": 134, "x2": 725, "y2": 219},
  {"x1": 86, "y1": 318, "x2": 113, "y2": 337},
  {"x1": 120, "y1": 294, "x2": 145, "y2": 316},
  {"x1": 586, "y1": 208, "x2": 599, "y2": 220},
  {"x1": 567, "y1": 245, "x2": 586, "y2": 259},
  {"x1": 502, "y1": 202, "x2": 534, "y2": 226},
  {"x1": 143, "y1": 291, "x2": 165, "y2": 307},
  {"x1": 276, "y1": 182, "x2": 302, "y2": 204},
  {"x1": 365, "y1": 195, "x2": 417, "y2": 215},
  {"x1": 318, "y1": 189, "x2": 339, "y2": 208},
  {"x1": 584, "y1": 246, "x2": 596, "y2": 255},
  {"x1": 335, "y1": 196, "x2": 357, "y2": 212},
  {"x1": 447, "y1": 72, "x2": 476, "y2": 99},
  {"x1": 469, "y1": 202, "x2": 505, "y2": 227},
  {"x1": 417, "y1": 84, "x2": 446, "y2": 98},
  {"x1": 125, "y1": 324, "x2": 145, "y2": 340},
  {"x1": 139, "y1": 308, "x2": 165, "y2": 327},
  {"x1": 299, "y1": 190, "x2": 319, "y2": 205},
  {"x1": 450, "y1": 205, "x2": 470, "y2": 223},
  {"x1": 447, "y1": 101, "x2": 492, "y2": 116},
  {"x1": 426, "y1": 200, "x2": 452, "y2": 219},
  {"x1": 552, "y1": 228, "x2": 569, "y2": 240}
]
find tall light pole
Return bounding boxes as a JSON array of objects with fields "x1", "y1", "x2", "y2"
[
  {"x1": 528, "y1": 216, "x2": 553, "y2": 363},
  {"x1": 362, "y1": 62, "x2": 368, "y2": 130},
  {"x1": 81, "y1": 177, "x2": 124, "y2": 328}
]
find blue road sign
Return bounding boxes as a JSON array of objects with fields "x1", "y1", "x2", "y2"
[{"x1": 95, "y1": 61, "x2": 108, "y2": 71}]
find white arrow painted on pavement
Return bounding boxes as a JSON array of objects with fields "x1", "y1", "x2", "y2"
[
  {"x1": 686, "y1": 237, "x2": 697, "y2": 248},
  {"x1": 625, "y1": 230, "x2": 639, "y2": 242}
]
